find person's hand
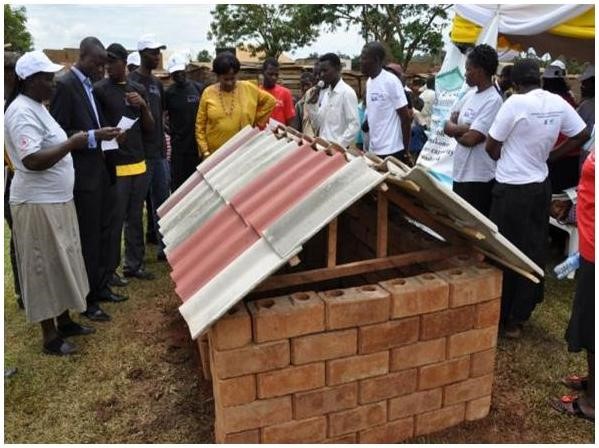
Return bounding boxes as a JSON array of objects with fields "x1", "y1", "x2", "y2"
[
  {"x1": 125, "y1": 92, "x2": 147, "y2": 109},
  {"x1": 116, "y1": 131, "x2": 128, "y2": 145},
  {"x1": 94, "y1": 127, "x2": 121, "y2": 141},
  {"x1": 67, "y1": 131, "x2": 89, "y2": 151}
]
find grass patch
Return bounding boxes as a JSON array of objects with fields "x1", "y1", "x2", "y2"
[{"x1": 4, "y1": 224, "x2": 595, "y2": 442}]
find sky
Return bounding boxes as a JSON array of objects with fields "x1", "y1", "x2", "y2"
[{"x1": 19, "y1": 4, "x2": 370, "y2": 60}]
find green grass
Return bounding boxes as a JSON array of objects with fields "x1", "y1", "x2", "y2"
[{"x1": 4, "y1": 223, "x2": 595, "y2": 443}]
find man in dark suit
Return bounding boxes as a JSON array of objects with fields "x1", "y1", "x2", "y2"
[{"x1": 50, "y1": 36, "x2": 126, "y2": 322}]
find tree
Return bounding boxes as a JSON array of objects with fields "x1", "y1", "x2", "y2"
[
  {"x1": 303, "y1": 4, "x2": 451, "y2": 69},
  {"x1": 196, "y1": 49, "x2": 212, "y2": 62},
  {"x1": 208, "y1": 4, "x2": 322, "y2": 60},
  {"x1": 4, "y1": 5, "x2": 33, "y2": 52}
]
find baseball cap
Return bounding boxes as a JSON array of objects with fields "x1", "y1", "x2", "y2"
[
  {"x1": 106, "y1": 43, "x2": 128, "y2": 62},
  {"x1": 580, "y1": 64, "x2": 594, "y2": 81},
  {"x1": 166, "y1": 53, "x2": 187, "y2": 74},
  {"x1": 550, "y1": 59, "x2": 567, "y2": 71},
  {"x1": 15, "y1": 50, "x2": 63, "y2": 80},
  {"x1": 512, "y1": 58, "x2": 540, "y2": 84},
  {"x1": 542, "y1": 64, "x2": 566, "y2": 79},
  {"x1": 127, "y1": 52, "x2": 140, "y2": 67},
  {"x1": 137, "y1": 34, "x2": 166, "y2": 51}
]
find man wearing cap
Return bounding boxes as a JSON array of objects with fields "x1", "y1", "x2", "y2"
[
  {"x1": 94, "y1": 43, "x2": 156, "y2": 283},
  {"x1": 50, "y1": 36, "x2": 127, "y2": 322},
  {"x1": 128, "y1": 34, "x2": 170, "y2": 261},
  {"x1": 164, "y1": 53, "x2": 205, "y2": 190},
  {"x1": 127, "y1": 52, "x2": 140, "y2": 74},
  {"x1": 485, "y1": 58, "x2": 589, "y2": 338}
]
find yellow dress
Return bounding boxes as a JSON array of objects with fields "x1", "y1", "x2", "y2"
[{"x1": 195, "y1": 80, "x2": 276, "y2": 157}]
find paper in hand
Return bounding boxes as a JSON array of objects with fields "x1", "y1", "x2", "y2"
[{"x1": 101, "y1": 116, "x2": 139, "y2": 151}]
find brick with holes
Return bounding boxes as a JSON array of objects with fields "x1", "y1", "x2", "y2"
[{"x1": 320, "y1": 285, "x2": 390, "y2": 330}]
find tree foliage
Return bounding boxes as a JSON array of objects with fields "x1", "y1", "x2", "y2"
[
  {"x1": 208, "y1": 4, "x2": 322, "y2": 60},
  {"x1": 196, "y1": 49, "x2": 212, "y2": 62},
  {"x1": 4, "y1": 5, "x2": 33, "y2": 52},
  {"x1": 303, "y1": 4, "x2": 451, "y2": 69}
]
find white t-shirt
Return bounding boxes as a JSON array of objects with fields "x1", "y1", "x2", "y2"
[
  {"x1": 5, "y1": 94, "x2": 74, "y2": 203},
  {"x1": 489, "y1": 88, "x2": 586, "y2": 184},
  {"x1": 366, "y1": 69, "x2": 408, "y2": 155},
  {"x1": 451, "y1": 86, "x2": 503, "y2": 183}
]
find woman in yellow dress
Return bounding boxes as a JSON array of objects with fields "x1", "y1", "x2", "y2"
[{"x1": 195, "y1": 52, "x2": 276, "y2": 158}]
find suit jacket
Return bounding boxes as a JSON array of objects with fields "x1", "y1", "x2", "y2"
[{"x1": 50, "y1": 69, "x2": 116, "y2": 191}]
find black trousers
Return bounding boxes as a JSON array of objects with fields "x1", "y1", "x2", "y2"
[
  {"x1": 453, "y1": 180, "x2": 495, "y2": 217},
  {"x1": 171, "y1": 151, "x2": 201, "y2": 192},
  {"x1": 4, "y1": 169, "x2": 21, "y2": 298},
  {"x1": 490, "y1": 178, "x2": 551, "y2": 324},
  {"x1": 73, "y1": 169, "x2": 115, "y2": 304}
]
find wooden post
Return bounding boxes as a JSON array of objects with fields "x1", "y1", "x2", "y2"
[
  {"x1": 327, "y1": 218, "x2": 338, "y2": 268},
  {"x1": 376, "y1": 191, "x2": 388, "y2": 258}
]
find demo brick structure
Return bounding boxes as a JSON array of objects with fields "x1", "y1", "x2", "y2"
[{"x1": 203, "y1": 261, "x2": 501, "y2": 443}]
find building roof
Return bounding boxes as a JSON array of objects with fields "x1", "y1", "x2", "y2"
[
  {"x1": 235, "y1": 47, "x2": 294, "y2": 64},
  {"x1": 159, "y1": 127, "x2": 543, "y2": 340}
]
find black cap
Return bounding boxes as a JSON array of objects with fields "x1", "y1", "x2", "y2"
[
  {"x1": 512, "y1": 58, "x2": 540, "y2": 84},
  {"x1": 106, "y1": 43, "x2": 128, "y2": 62}
]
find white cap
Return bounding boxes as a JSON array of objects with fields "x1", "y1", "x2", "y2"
[
  {"x1": 580, "y1": 64, "x2": 594, "y2": 81},
  {"x1": 127, "y1": 51, "x2": 140, "y2": 67},
  {"x1": 15, "y1": 50, "x2": 63, "y2": 80},
  {"x1": 166, "y1": 53, "x2": 187, "y2": 74},
  {"x1": 550, "y1": 59, "x2": 567, "y2": 71},
  {"x1": 137, "y1": 34, "x2": 166, "y2": 51}
]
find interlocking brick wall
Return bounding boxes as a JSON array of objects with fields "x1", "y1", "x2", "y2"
[{"x1": 202, "y1": 258, "x2": 501, "y2": 443}]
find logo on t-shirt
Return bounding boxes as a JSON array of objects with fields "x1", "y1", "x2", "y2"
[
  {"x1": 186, "y1": 95, "x2": 199, "y2": 103},
  {"x1": 149, "y1": 85, "x2": 161, "y2": 96},
  {"x1": 19, "y1": 136, "x2": 30, "y2": 152},
  {"x1": 370, "y1": 92, "x2": 385, "y2": 102}
]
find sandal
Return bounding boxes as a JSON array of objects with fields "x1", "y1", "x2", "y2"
[
  {"x1": 549, "y1": 394, "x2": 594, "y2": 421},
  {"x1": 561, "y1": 374, "x2": 588, "y2": 391}
]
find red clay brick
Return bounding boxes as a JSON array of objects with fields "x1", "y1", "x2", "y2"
[
  {"x1": 418, "y1": 357, "x2": 470, "y2": 390},
  {"x1": 212, "y1": 340, "x2": 289, "y2": 379},
  {"x1": 291, "y1": 329, "x2": 357, "y2": 365},
  {"x1": 257, "y1": 362, "x2": 325, "y2": 398},
  {"x1": 328, "y1": 401, "x2": 387, "y2": 437},
  {"x1": 388, "y1": 389, "x2": 443, "y2": 420},
  {"x1": 294, "y1": 382, "x2": 357, "y2": 419},
  {"x1": 248, "y1": 292, "x2": 324, "y2": 343},
  {"x1": 475, "y1": 299, "x2": 501, "y2": 328},
  {"x1": 447, "y1": 326, "x2": 497, "y2": 359},
  {"x1": 381, "y1": 273, "x2": 449, "y2": 319},
  {"x1": 209, "y1": 302, "x2": 252, "y2": 350},
  {"x1": 390, "y1": 338, "x2": 446, "y2": 371},
  {"x1": 466, "y1": 395, "x2": 492, "y2": 421},
  {"x1": 217, "y1": 396, "x2": 292, "y2": 433},
  {"x1": 358, "y1": 317, "x2": 419, "y2": 354},
  {"x1": 322, "y1": 433, "x2": 357, "y2": 443},
  {"x1": 261, "y1": 416, "x2": 327, "y2": 443},
  {"x1": 213, "y1": 374, "x2": 256, "y2": 407},
  {"x1": 470, "y1": 349, "x2": 496, "y2": 377},
  {"x1": 420, "y1": 305, "x2": 475, "y2": 340},
  {"x1": 415, "y1": 403, "x2": 466, "y2": 436},
  {"x1": 217, "y1": 428, "x2": 260, "y2": 444},
  {"x1": 320, "y1": 285, "x2": 390, "y2": 330},
  {"x1": 359, "y1": 369, "x2": 417, "y2": 404},
  {"x1": 197, "y1": 336, "x2": 211, "y2": 381},
  {"x1": 437, "y1": 264, "x2": 502, "y2": 308},
  {"x1": 359, "y1": 417, "x2": 414, "y2": 443},
  {"x1": 444, "y1": 374, "x2": 494, "y2": 405},
  {"x1": 327, "y1": 351, "x2": 389, "y2": 386}
]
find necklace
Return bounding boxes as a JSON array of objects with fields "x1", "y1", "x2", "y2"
[{"x1": 218, "y1": 84, "x2": 238, "y2": 117}]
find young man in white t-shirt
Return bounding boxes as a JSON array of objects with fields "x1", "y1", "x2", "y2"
[
  {"x1": 485, "y1": 59, "x2": 589, "y2": 338},
  {"x1": 360, "y1": 42, "x2": 411, "y2": 160},
  {"x1": 444, "y1": 44, "x2": 503, "y2": 217}
]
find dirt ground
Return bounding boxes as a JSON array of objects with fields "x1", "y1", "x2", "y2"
[{"x1": 3, "y1": 230, "x2": 595, "y2": 443}]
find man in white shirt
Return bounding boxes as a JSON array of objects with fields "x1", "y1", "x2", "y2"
[
  {"x1": 486, "y1": 58, "x2": 589, "y2": 338},
  {"x1": 305, "y1": 53, "x2": 359, "y2": 148},
  {"x1": 360, "y1": 42, "x2": 411, "y2": 160}
]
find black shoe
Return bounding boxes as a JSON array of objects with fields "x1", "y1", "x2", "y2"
[
  {"x1": 108, "y1": 273, "x2": 129, "y2": 288},
  {"x1": 157, "y1": 252, "x2": 167, "y2": 262},
  {"x1": 57, "y1": 322, "x2": 96, "y2": 337},
  {"x1": 97, "y1": 290, "x2": 128, "y2": 303},
  {"x1": 81, "y1": 304, "x2": 111, "y2": 322},
  {"x1": 123, "y1": 268, "x2": 155, "y2": 280},
  {"x1": 43, "y1": 337, "x2": 78, "y2": 356}
]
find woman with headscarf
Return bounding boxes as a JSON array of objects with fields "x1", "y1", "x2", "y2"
[
  {"x1": 195, "y1": 52, "x2": 276, "y2": 158},
  {"x1": 4, "y1": 51, "x2": 120, "y2": 355}
]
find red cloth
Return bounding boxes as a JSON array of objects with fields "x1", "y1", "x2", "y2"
[
  {"x1": 577, "y1": 150, "x2": 595, "y2": 262},
  {"x1": 261, "y1": 84, "x2": 295, "y2": 124}
]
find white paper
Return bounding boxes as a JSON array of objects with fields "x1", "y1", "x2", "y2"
[{"x1": 101, "y1": 116, "x2": 139, "y2": 151}]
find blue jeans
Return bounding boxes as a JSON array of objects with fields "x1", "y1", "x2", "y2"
[{"x1": 146, "y1": 158, "x2": 171, "y2": 254}]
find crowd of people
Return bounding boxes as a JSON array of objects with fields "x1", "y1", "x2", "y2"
[{"x1": 3, "y1": 35, "x2": 594, "y2": 421}]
